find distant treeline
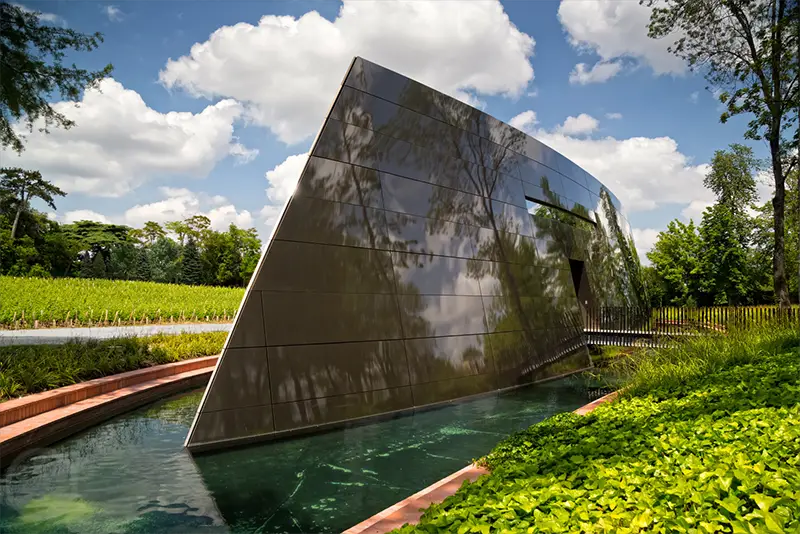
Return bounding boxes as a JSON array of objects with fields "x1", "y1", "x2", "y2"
[{"x1": 0, "y1": 210, "x2": 262, "y2": 288}]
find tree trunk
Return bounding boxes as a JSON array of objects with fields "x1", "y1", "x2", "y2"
[
  {"x1": 769, "y1": 135, "x2": 791, "y2": 308},
  {"x1": 10, "y1": 202, "x2": 23, "y2": 239}
]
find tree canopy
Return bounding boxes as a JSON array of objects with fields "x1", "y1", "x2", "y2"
[
  {"x1": 0, "y1": 2, "x2": 114, "y2": 153},
  {"x1": 644, "y1": 0, "x2": 799, "y2": 307}
]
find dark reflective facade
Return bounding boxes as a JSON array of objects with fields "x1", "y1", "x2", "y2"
[{"x1": 186, "y1": 58, "x2": 645, "y2": 451}]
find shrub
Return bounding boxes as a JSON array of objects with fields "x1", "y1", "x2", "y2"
[
  {"x1": 606, "y1": 321, "x2": 800, "y2": 398},
  {"x1": 0, "y1": 331, "x2": 226, "y2": 400},
  {"x1": 395, "y1": 325, "x2": 800, "y2": 533}
]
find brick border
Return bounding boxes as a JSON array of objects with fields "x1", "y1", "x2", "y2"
[
  {"x1": 0, "y1": 356, "x2": 217, "y2": 427},
  {"x1": 0, "y1": 357, "x2": 217, "y2": 469},
  {"x1": 343, "y1": 390, "x2": 620, "y2": 534}
]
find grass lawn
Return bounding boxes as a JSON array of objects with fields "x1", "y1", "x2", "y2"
[
  {"x1": 0, "y1": 332, "x2": 226, "y2": 400},
  {"x1": 0, "y1": 276, "x2": 244, "y2": 329},
  {"x1": 396, "y1": 325, "x2": 800, "y2": 533}
]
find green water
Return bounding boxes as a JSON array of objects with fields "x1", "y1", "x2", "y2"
[{"x1": 0, "y1": 377, "x2": 591, "y2": 533}]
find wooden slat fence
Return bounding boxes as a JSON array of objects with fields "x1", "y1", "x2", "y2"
[{"x1": 584, "y1": 305, "x2": 799, "y2": 347}]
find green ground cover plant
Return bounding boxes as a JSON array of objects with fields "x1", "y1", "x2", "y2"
[
  {"x1": 0, "y1": 276, "x2": 244, "y2": 328},
  {"x1": 396, "y1": 324, "x2": 800, "y2": 533},
  {"x1": 0, "y1": 331, "x2": 226, "y2": 400}
]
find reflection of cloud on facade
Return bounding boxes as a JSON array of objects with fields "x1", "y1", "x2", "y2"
[{"x1": 187, "y1": 58, "x2": 643, "y2": 452}]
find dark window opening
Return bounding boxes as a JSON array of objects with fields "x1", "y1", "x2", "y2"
[{"x1": 525, "y1": 197, "x2": 595, "y2": 230}]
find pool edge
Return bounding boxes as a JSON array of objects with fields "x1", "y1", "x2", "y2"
[{"x1": 342, "y1": 389, "x2": 619, "y2": 534}]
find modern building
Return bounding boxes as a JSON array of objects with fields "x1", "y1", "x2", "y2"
[{"x1": 185, "y1": 57, "x2": 645, "y2": 452}]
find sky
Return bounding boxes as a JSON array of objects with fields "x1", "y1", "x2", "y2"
[{"x1": 3, "y1": 0, "x2": 775, "y2": 261}]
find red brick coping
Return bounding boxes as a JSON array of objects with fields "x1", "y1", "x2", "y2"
[
  {"x1": 343, "y1": 390, "x2": 620, "y2": 534},
  {"x1": 0, "y1": 356, "x2": 217, "y2": 468}
]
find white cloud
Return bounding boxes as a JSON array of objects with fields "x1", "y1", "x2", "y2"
[
  {"x1": 558, "y1": 0, "x2": 684, "y2": 79},
  {"x1": 681, "y1": 200, "x2": 714, "y2": 221},
  {"x1": 228, "y1": 142, "x2": 259, "y2": 165},
  {"x1": 1, "y1": 78, "x2": 254, "y2": 197},
  {"x1": 60, "y1": 188, "x2": 254, "y2": 233},
  {"x1": 557, "y1": 113, "x2": 599, "y2": 136},
  {"x1": 605, "y1": 112, "x2": 622, "y2": 120},
  {"x1": 265, "y1": 153, "x2": 309, "y2": 204},
  {"x1": 518, "y1": 111, "x2": 713, "y2": 212},
  {"x1": 63, "y1": 210, "x2": 111, "y2": 224},
  {"x1": 689, "y1": 91, "x2": 699, "y2": 104},
  {"x1": 103, "y1": 5, "x2": 124, "y2": 22},
  {"x1": 526, "y1": 89, "x2": 539, "y2": 98},
  {"x1": 12, "y1": 3, "x2": 65, "y2": 25},
  {"x1": 509, "y1": 110, "x2": 538, "y2": 134},
  {"x1": 632, "y1": 228, "x2": 660, "y2": 263},
  {"x1": 257, "y1": 152, "x2": 310, "y2": 236},
  {"x1": 159, "y1": 0, "x2": 535, "y2": 145},
  {"x1": 568, "y1": 61, "x2": 622, "y2": 85},
  {"x1": 122, "y1": 187, "x2": 253, "y2": 231}
]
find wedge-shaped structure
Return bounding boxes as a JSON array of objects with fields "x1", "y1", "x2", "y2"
[{"x1": 186, "y1": 58, "x2": 644, "y2": 452}]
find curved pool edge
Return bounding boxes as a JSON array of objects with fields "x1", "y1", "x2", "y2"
[
  {"x1": 0, "y1": 359, "x2": 216, "y2": 470},
  {"x1": 343, "y1": 389, "x2": 620, "y2": 534}
]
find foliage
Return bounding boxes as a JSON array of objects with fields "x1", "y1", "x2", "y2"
[
  {"x1": 89, "y1": 251, "x2": 106, "y2": 279},
  {"x1": 0, "y1": 167, "x2": 65, "y2": 238},
  {"x1": 0, "y1": 275, "x2": 244, "y2": 328},
  {"x1": 644, "y1": 0, "x2": 800, "y2": 307},
  {"x1": 647, "y1": 220, "x2": 702, "y2": 305},
  {"x1": 148, "y1": 236, "x2": 181, "y2": 284},
  {"x1": 0, "y1": 332, "x2": 226, "y2": 400},
  {"x1": 0, "y1": 2, "x2": 114, "y2": 153},
  {"x1": 698, "y1": 204, "x2": 749, "y2": 305},
  {"x1": 0, "y1": 204, "x2": 264, "y2": 288},
  {"x1": 606, "y1": 321, "x2": 799, "y2": 397},
  {"x1": 396, "y1": 325, "x2": 800, "y2": 534},
  {"x1": 647, "y1": 152, "x2": 799, "y2": 305},
  {"x1": 179, "y1": 237, "x2": 203, "y2": 285},
  {"x1": 704, "y1": 144, "x2": 759, "y2": 222}
]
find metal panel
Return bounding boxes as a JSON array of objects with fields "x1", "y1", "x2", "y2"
[{"x1": 186, "y1": 57, "x2": 642, "y2": 452}]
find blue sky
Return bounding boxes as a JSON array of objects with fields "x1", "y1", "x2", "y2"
[{"x1": 5, "y1": 0, "x2": 770, "y2": 258}]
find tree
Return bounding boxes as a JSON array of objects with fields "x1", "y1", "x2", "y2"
[
  {"x1": 0, "y1": 167, "x2": 65, "y2": 238},
  {"x1": 642, "y1": 265, "x2": 668, "y2": 307},
  {"x1": 647, "y1": 220, "x2": 703, "y2": 305},
  {"x1": 644, "y1": 0, "x2": 799, "y2": 307},
  {"x1": 698, "y1": 204, "x2": 750, "y2": 304},
  {"x1": 134, "y1": 248, "x2": 150, "y2": 281},
  {"x1": 179, "y1": 237, "x2": 203, "y2": 285},
  {"x1": 141, "y1": 221, "x2": 165, "y2": 246},
  {"x1": 165, "y1": 220, "x2": 190, "y2": 246},
  {"x1": 0, "y1": 2, "x2": 113, "y2": 153},
  {"x1": 107, "y1": 242, "x2": 139, "y2": 280},
  {"x1": 90, "y1": 252, "x2": 106, "y2": 279},
  {"x1": 79, "y1": 253, "x2": 93, "y2": 279},
  {"x1": 148, "y1": 237, "x2": 180, "y2": 283},
  {"x1": 704, "y1": 144, "x2": 759, "y2": 220}
]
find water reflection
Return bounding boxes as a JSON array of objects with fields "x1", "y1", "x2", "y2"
[{"x1": 0, "y1": 379, "x2": 591, "y2": 534}]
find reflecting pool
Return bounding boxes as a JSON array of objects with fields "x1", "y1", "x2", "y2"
[{"x1": 0, "y1": 376, "x2": 590, "y2": 533}]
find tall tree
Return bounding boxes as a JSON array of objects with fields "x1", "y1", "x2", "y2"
[
  {"x1": 647, "y1": 220, "x2": 704, "y2": 305},
  {"x1": 179, "y1": 237, "x2": 203, "y2": 285},
  {"x1": 0, "y1": 167, "x2": 65, "y2": 238},
  {"x1": 698, "y1": 204, "x2": 750, "y2": 304},
  {"x1": 141, "y1": 221, "x2": 165, "y2": 245},
  {"x1": 90, "y1": 252, "x2": 106, "y2": 279},
  {"x1": 644, "y1": 0, "x2": 799, "y2": 307},
  {"x1": 0, "y1": 2, "x2": 113, "y2": 152},
  {"x1": 704, "y1": 144, "x2": 759, "y2": 221},
  {"x1": 148, "y1": 237, "x2": 180, "y2": 284}
]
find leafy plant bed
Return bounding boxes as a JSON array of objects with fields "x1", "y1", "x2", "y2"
[
  {"x1": 396, "y1": 328, "x2": 800, "y2": 533},
  {"x1": 0, "y1": 332, "x2": 226, "y2": 400}
]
